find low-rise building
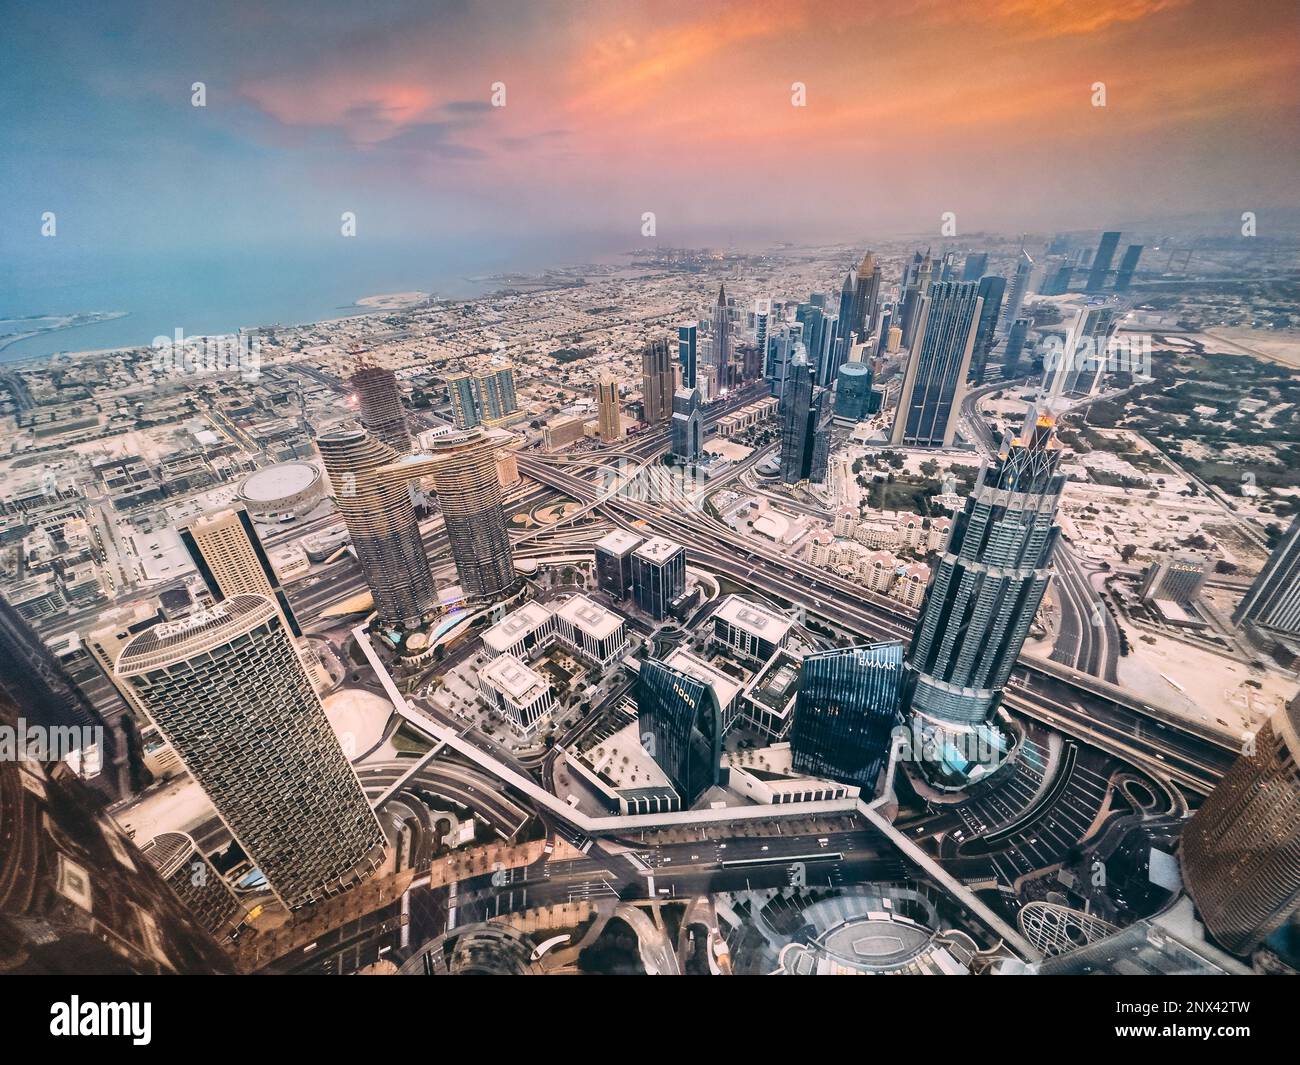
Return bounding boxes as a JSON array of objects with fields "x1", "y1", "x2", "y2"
[{"x1": 478, "y1": 654, "x2": 556, "y2": 736}]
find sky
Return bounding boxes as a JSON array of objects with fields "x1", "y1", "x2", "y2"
[{"x1": 2, "y1": 0, "x2": 1298, "y2": 262}]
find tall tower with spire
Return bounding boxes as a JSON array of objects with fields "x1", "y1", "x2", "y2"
[{"x1": 902, "y1": 406, "x2": 1066, "y2": 785}]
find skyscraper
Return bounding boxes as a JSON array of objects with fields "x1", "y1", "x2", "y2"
[
  {"x1": 790, "y1": 642, "x2": 904, "y2": 789},
  {"x1": 631, "y1": 537, "x2": 686, "y2": 620},
  {"x1": 637, "y1": 658, "x2": 723, "y2": 807},
  {"x1": 1114, "y1": 243, "x2": 1144, "y2": 292},
  {"x1": 1086, "y1": 231, "x2": 1122, "y2": 292},
  {"x1": 890, "y1": 280, "x2": 983, "y2": 449},
  {"x1": 902, "y1": 409, "x2": 1065, "y2": 782},
  {"x1": 961, "y1": 251, "x2": 988, "y2": 283},
  {"x1": 446, "y1": 373, "x2": 481, "y2": 429},
  {"x1": 710, "y1": 284, "x2": 732, "y2": 396},
  {"x1": 116, "y1": 594, "x2": 387, "y2": 910},
  {"x1": 853, "y1": 250, "x2": 881, "y2": 338},
  {"x1": 595, "y1": 373, "x2": 621, "y2": 443},
  {"x1": 317, "y1": 427, "x2": 439, "y2": 627},
  {"x1": 670, "y1": 385, "x2": 703, "y2": 463},
  {"x1": 1003, "y1": 317, "x2": 1031, "y2": 379},
  {"x1": 779, "y1": 352, "x2": 829, "y2": 483},
  {"x1": 1233, "y1": 514, "x2": 1300, "y2": 640},
  {"x1": 474, "y1": 365, "x2": 519, "y2": 424},
  {"x1": 677, "y1": 323, "x2": 698, "y2": 390},
  {"x1": 640, "y1": 338, "x2": 674, "y2": 424},
  {"x1": 833, "y1": 362, "x2": 876, "y2": 421},
  {"x1": 386, "y1": 427, "x2": 518, "y2": 599},
  {"x1": 1000, "y1": 246, "x2": 1034, "y2": 333},
  {"x1": 1181, "y1": 693, "x2": 1300, "y2": 956},
  {"x1": 1043, "y1": 305, "x2": 1121, "y2": 398},
  {"x1": 349, "y1": 364, "x2": 411, "y2": 454},
  {"x1": 179, "y1": 506, "x2": 301, "y2": 637},
  {"x1": 970, "y1": 275, "x2": 1007, "y2": 384}
]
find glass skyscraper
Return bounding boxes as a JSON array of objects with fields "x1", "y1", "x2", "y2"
[
  {"x1": 902, "y1": 409, "x2": 1066, "y2": 783},
  {"x1": 890, "y1": 280, "x2": 983, "y2": 449},
  {"x1": 637, "y1": 658, "x2": 723, "y2": 806},
  {"x1": 790, "y1": 641, "x2": 904, "y2": 789}
]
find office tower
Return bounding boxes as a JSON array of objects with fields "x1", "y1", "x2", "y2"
[
  {"x1": 890, "y1": 280, "x2": 983, "y2": 449},
  {"x1": 1086, "y1": 231, "x2": 1121, "y2": 292},
  {"x1": 317, "y1": 427, "x2": 439, "y2": 626},
  {"x1": 853, "y1": 250, "x2": 882, "y2": 338},
  {"x1": 834, "y1": 362, "x2": 876, "y2": 420},
  {"x1": 961, "y1": 252, "x2": 988, "y2": 283},
  {"x1": 709, "y1": 284, "x2": 732, "y2": 395},
  {"x1": 596, "y1": 373, "x2": 621, "y2": 443},
  {"x1": 670, "y1": 386, "x2": 703, "y2": 462},
  {"x1": 754, "y1": 300, "x2": 771, "y2": 377},
  {"x1": 1000, "y1": 246, "x2": 1034, "y2": 333},
  {"x1": 970, "y1": 275, "x2": 1006, "y2": 384},
  {"x1": 1043, "y1": 305, "x2": 1121, "y2": 397},
  {"x1": 390, "y1": 427, "x2": 518, "y2": 599},
  {"x1": 678, "y1": 323, "x2": 698, "y2": 390},
  {"x1": 1181, "y1": 694, "x2": 1300, "y2": 956},
  {"x1": 641, "y1": 337, "x2": 674, "y2": 424},
  {"x1": 0, "y1": 689, "x2": 236, "y2": 974},
  {"x1": 349, "y1": 364, "x2": 411, "y2": 454},
  {"x1": 473, "y1": 365, "x2": 519, "y2": 424},
  {"x1": 819, "y1": 312, "x2": 844, "y2": 387},
  {"x1": 1003, "y1": 317, "x2": 1031, "y2": 379},
  {"x1": 140, "y1": 832, "x2": 243, "y2": 939},
  {"x1": 790, "y1": 642, "x2": 904, "y2": 789},
  {"x1": 902, "y1": 409, "x2": 1065, "y2": 781},
  {"x1": 835, "y1": 270, "x2": 856, "y2": 346},
  {"x1": 1040, "y1": 259, "x2": 1074, "y2": 296},
  {"x1": 637, "y1": 658, "x2": 723, "y2": 806},
  {"x1": 1233, "y1": 515, "x2": 1300, "y2": 638},
  {"x1": 766, "y1": 323, "x2": 802, "y2": 399},
  {"x1": 1114, "y1": 244, "x2": 1144, "y2": 292},
  {"x1": 595, "y1": 530, "x2": 643, "y2": 600},
  {"x1": 796, "y1": 301, "x2": 828, "y2": 381},
  {"x1": 179, "y1": 506, "x2": 301, "y2": 637},
  {"x1": 116, "y1": 594, "x2": 387, "y2": 910},
  {"x1": 1139, "y1": 553, "x2": 1209, "y2": 606},
  {"x1": 875, "y1": 305, "x2": 893, "y2": 356},
  {"x1": 446, "y1": 373, "x2": 481, "y2": 429},
  {"x1": 779, "y1": 353, "x2": 828, "y2": 483},
  {"x1": 631, "y1": 536, "x2": 686, "y2": 620}
]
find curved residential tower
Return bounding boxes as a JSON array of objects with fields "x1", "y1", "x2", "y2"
[
  {"x1": 317, "y1": 427, "x2": 440, "y2": 626},
  {"x1": 116, "y1": 595, "x2": 386, "y2": 910}
]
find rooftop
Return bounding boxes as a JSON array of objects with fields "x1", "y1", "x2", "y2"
[
  {"x1": 664, "y1": 648, "x2": 742, "y2": 710},
  {"x1": 480, "y1": 654, "x2": 551, "y2": 703},
  {"x1": 714, "y1": 594, "x2": 793, "y2": 642},
  {"x1": 595, "y1": 529, "x2": 643, "y2": 556},
  {"x1": 482, "y1": 600, "x2": 554, "y2": 653},
  {"x1": 554, "y1": 594, "x2": 624, "y2": 641},
  {"x1": 634, "y1": 536, "x2": 684, "y2": 564}
]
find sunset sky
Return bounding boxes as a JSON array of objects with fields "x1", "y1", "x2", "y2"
[{"x1": 3, "y1": 0, "x2": 1298, "y2": 256}]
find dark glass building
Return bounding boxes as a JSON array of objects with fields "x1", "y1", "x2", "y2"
[
  {"x1": 902, "y1": 409, "x2": 1065, "y2": 782},
  {"x1": 790, "y1": 642, "x2": 904, "y2": 789},
  {"x1": 1114, "y1": 244, "x2": 1143, "y2": 292},
  {"x1": 637, "y1": 658, "x2": 723, "y2": 806},
  {"x1": 970, "y1": 275, "x2": 1006, "y2": 385},
  {"x1": 1086, "y1": 231, "x2": 1121, "y2": 292},
  {"x1": 631, "y1": 537, "x2": 686, "y2": 620},
  {"x1": 1233, "y1": 514, "x2": 1300, "y2": 640},
  {"x1": 779, "y1": 354, "x2": 828, "y2": 483},
  {"x1": 1003, "y1": 317, "x2": 1031, "y2": 379},
  {"x1": 834, "y1": 362, "x2": 876, "y2": 420},
  {"x1": 890, "y1": 280, "x2": 983, "y2": 449}
]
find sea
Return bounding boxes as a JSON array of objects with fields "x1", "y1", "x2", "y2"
[{"x1": 0, "y1": 234, "x2": 628, "y2": 364}]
